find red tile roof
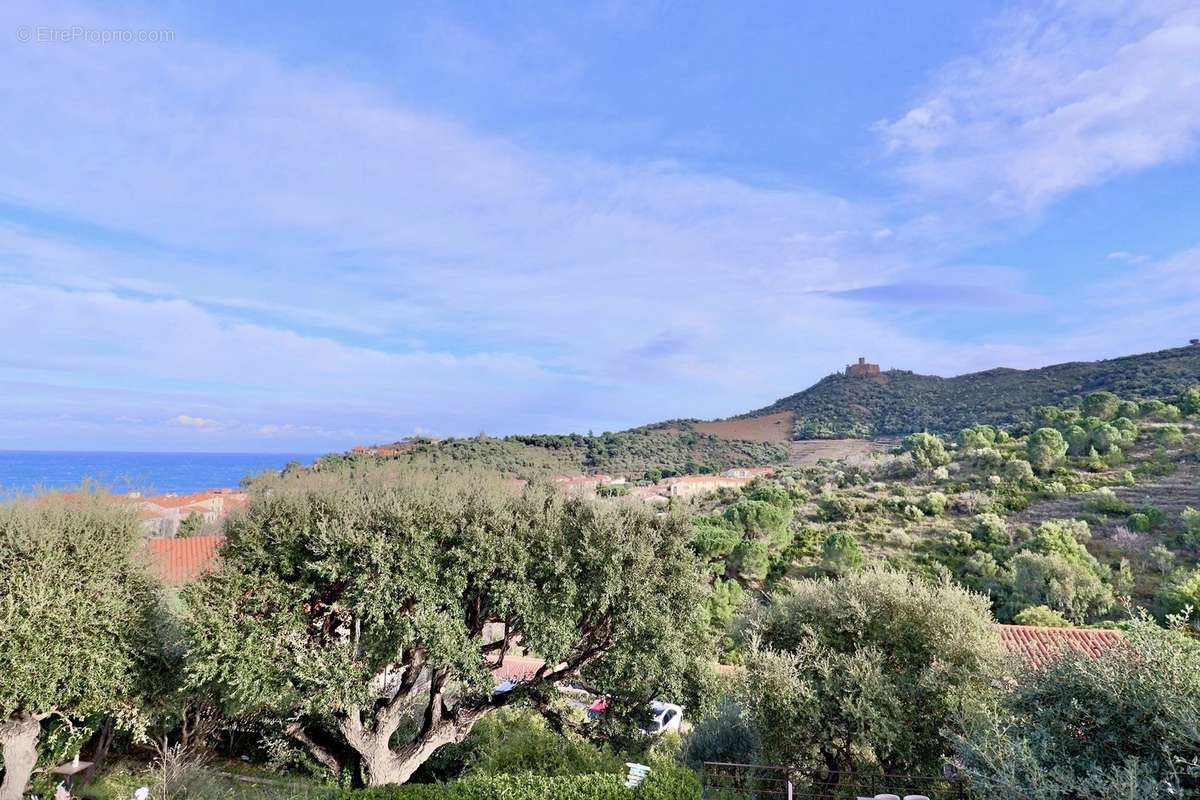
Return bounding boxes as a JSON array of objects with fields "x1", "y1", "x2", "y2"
[
  {"x1": 489, "y1": 654, "x2": 545, "y2": 684},
  {"x1": 998, "y1": 624, "x2": 1125, "y2": 669},
  {"x1": 146, "y1": 535, "x2": 224, "y2": 586}
]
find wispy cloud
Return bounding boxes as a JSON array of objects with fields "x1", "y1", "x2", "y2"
[
  {"x1": 170, "y1": 414, "x2": 220, "y2": 430},
  {"x1": 878, "y1": 3, "x2": 1200, "y2": 215}
]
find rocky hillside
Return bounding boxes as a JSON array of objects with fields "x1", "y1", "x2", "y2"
[{"x1": 750, "y1": 345, "x2": 1200, "y2": 439}]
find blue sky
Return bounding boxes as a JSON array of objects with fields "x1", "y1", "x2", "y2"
[{"x1": 2, "y1": 0, "x2": 1199, "y2": 452}]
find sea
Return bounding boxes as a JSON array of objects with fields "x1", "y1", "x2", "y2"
[{"x1": 0, "y1": 450, "x2": 323, "y2": 496}]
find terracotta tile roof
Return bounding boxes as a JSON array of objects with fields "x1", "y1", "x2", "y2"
[
  {"x1": 998, "y1": 624, "x2": 1125, "y2": 669},
  {"x1": 489, "y1": 654, "x2": 545, "y2": 684},
  {"x1": 146, "y1": 535, "x2": 224, "y2": 586}
]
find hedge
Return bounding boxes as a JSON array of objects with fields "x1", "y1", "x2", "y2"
[{"x1": 326, "y1": 766, "x2": 701, "y2": 800}]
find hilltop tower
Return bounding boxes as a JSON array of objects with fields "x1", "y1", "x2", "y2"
[{"x1": 845, "y1": 356, "x2": 880, "y2": 377}]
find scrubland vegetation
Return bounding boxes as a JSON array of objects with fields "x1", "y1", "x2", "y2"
[{"x1": 4, "y1": 376, "x2": 1200, "y2": 799}]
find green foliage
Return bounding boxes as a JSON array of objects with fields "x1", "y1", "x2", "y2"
[
  {"x1": 1155, "y1": 425, "x2": 1185, "y2": 447},
  {"x1": 183, "y1": 467, "x2": 713, "y2": 785},
  {"x1": 1002, "y1": 459, "x2": 1035, "y2": 484},
  {"x1": 0, "y1": 491, "x2": 159, "y2": 724},
  {"x1": 1086, "y1": 487, "x2": 1133, "y2": 515},
  {"x1": 1181, "y1": 385, "x2": 1200, "y2": 416},
  {"x1": 752, "y1": 345, "x2": 1200, "y2": 438},
  {"x1": 740, "y1": 570, "x2": 1001, "y2": 777},
  {"x1": 681, "y1": 698, "x2": 759, "y2": 770},
  {"x1": 1026, "y1": 428, "x2": 1068, "y2": 473},
  {"x1": 176, "y1": 511, "x2": 204, "y2": 537},
  {"x1": 958, "y1": 425, "x2": 997, "y2": 450},
  {"x1": 1127, "y1": 512, "x2": 1152, "y2": 532},
  {"x1": 703, "y1": 580, "x2": 747, "y2": 633},
  {"x1": 971, "y1": 513, "x2": 1010, "y2": 548},
  {"x1": 1083, "y1": 391, "x2": 1121, "y2": 420},
  {"x1": 1011, "y1": 605, "x2": 1070, "y2": 627},
  {"x1": 722, "y1": 500, "x2": 790, "y2": 539},
  {"x1": 326, "y1": 766, "x2": 701, "y2": 800},
  {"x1": 690, "y1": 520, "x2": 741, "y2": 560},
  {"x1": 901, "y1": 432, "x2": 950, "y2": 470},
  {"x1": 820, "y1": 532, "x2": 863, "y2": 573},
  {"x1": 1117, "y1": 399, "x2": 1141, "y2": 419},
  {"x1": 816, "y1": 491, "x2": 855, "y2": 522},
  {"x1": 731, "y1": 539, "x2": 770, "y2": 582},
  {"x1": 1154, "y1": 569, "x2": 1200, "y2": 630},
  {"x1": 742, "y1": 480, "x2": 793, "y2": 511},
  {"x1": 921, "y1": 491, "x2": 948, "y2": 517},
  {"x1": 425, "y1": 709, "x2": 621, "y2": 781},
  {"x1": 953, "y1": 620, "x2": 1200, "y2": 799}
]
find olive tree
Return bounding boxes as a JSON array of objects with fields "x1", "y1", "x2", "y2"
[
  {"x1": 954, "y1": 619, "x2": 1200, "y2": 799},
  {"x1": 0, "y1": 493, "x2": 158, "y2": 800},
  {"x1": 739, "y1": 570, "x2": 1002, "y2": 781},
  {"x1": 182, "y1": 469, "x2": 712, "y2": 786}
]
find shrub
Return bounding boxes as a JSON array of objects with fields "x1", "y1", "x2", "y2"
[
  {"x1": 325, "y1": 769, "x2": 701, "y2": 800},
  {"x1": 902, "y1": 432, "x2": 951, "y2": 470},
  {"x1": 741, "y1": 570, "x2": 1002, "y2": 778},
  {"x1": 954, "y1": 620, "x2": 1200, "y2": 799},
  {"x1": 1012, "y1": 605, "x2": 1070, "y2": 627},
  {"x1": 732, "y1": 539, "x2": 770, "y2": 582},
  {"x1": 921, "y1": 491, "x2": 948, "y2": 516},
  {"x1": 1155, "y1": 425, "x2": 1185, "y2": 447},
  {"x1": 1147, "y1": 544, "x2": 1176, "y2": 575},
  {"x1": 1086, "y1": 488, "x2": 1133, "y2": 515},
  {"x1": 681, "y1": 699, "x2": 759, "y2": 770},
  {"x1": 1127, "y1": 513, "x2": 1151, "y2": 533},
  {"x1": 971, "y1": 513, "x2": 1010, "y2": 548},
  {"x1": 816, "y1": 492, "x2": 856, "y2": 522},
  {"x1": 1154, "y1": 569, "x2": 1200, "y2": 630},
  {"x1": 820, "y1": 532, "x2": 863, "y2": 573},
  {"x1": 1002, "y1": 459, "x2": 1035, "y2": 483}
]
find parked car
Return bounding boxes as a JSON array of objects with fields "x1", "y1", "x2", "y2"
[{"x1": 586, "y1": 698, "x2": 683, "y2": 735}]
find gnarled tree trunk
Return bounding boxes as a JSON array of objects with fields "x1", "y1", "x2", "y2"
[{"x1": 0, "y1": 716, "x2": 42, "y2": 800}]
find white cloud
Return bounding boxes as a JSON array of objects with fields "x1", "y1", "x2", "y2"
[
  {"x1": 878, "y1": 2, "x2": 1200, "y2": 214},
  {"x1": 171, "y1": 414, "x2": 220, "y2": 430}
]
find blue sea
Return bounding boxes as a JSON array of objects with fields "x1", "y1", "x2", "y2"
[{"x1": 0, "y1": 451, "x2": 323, "y2": 496}]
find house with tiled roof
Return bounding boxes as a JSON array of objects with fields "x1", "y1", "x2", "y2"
[{"x1": 997, "y1": 624, "x2": 1125, "y2": 669}]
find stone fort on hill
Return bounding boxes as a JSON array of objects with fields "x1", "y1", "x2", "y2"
[{"x1": 845, "y1": 356, "x2": 880, "y2": 377}]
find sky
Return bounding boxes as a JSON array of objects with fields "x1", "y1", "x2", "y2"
[{"x1": 2, "y1": 0, "x2": 1200, "y2": 452}]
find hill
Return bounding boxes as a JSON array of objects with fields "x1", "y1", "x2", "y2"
[
  {"x1": 332, "y1": 426, "x2": 788, "y2": 480},
  {"x1": 746, "y1": 344, "x2": 1200, "y2": 439}
]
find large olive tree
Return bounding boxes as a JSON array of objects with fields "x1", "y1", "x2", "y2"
[
  {"x1": 182, "y1": 469, "x2": 711, "y2": 786},
  {"x1": 0, "y1": 493, "x2": 158, "y2": 800},
  {"x1": 739, "y1": 569, "x2": 1002, "y2": 782}
]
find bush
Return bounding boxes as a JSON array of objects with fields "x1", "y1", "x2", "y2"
[
  {"x1": 1086, "y1": 488, "x2": 1133, "y2": 515},
  {"x1": 1012, "y1": 605, "x2": 1070, "y2": 627},
  {"x1": 1127, "y1": 513, "x2": 1151, "y2": 533},
  {"x1": 954, "y1": 620, "x2": 1200, "y2": 799},
  {"x1": 903, "y1": 433, "x2": 951, "y2": 470},
  {"x1": 921, "y1": 491, "x2": 948, "y2": 516},
  {"x1": 325, "y1": 767, "x2": 702, "y2": 800},
  {"x1": 741, "y1": 569, "x2": 1002, "y2": 778},
  {"x1": 681, "y1": 698, "x2": 760, "y2": 770},
  {"x1": 820, "y1": 532, "x2": 863, "y2": 573}
]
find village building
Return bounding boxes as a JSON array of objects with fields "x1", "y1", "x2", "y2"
[
  {"x1": 661, "y1": 474, "x2": 753, "y2": 498},
  {"x1": 845, "y1": 356, "x2": 881, "y2": 377},
  {"x1": 130, "y1": 489, "x2": 248, "y2": 537}
]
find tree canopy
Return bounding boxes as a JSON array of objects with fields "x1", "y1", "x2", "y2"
[
  {"x1": 954, "y1": 620, "x2": 1200, "y2": 799},
  {"x1": 0, "y1": 492, "x2": 158, "y2": 800},
  {"x1": 182, "y1": 468, "x2": 713, "y2": 786},
  {"x1": 739, "y1": 570, "x2": 1001, "y2": 782}
]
